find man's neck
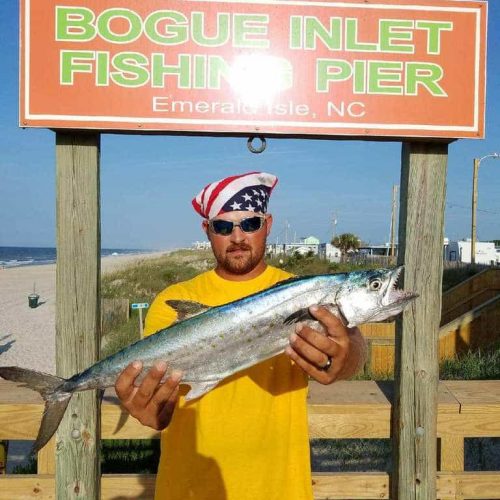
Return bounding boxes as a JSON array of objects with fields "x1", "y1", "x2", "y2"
[{"x1": 214, "y1": 261, "x2": 267, "y2": 281}]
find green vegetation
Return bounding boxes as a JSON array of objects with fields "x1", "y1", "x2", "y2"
[
  {"x1": 100, "y1": 249, "x2": 214, "y2": 357},
  {"x1": 102, "y1": 249, "x2": 215, "y2": 302},
  {"x1": 331, "y1": 232, "x2": 361, "y2": 254},
  {"x1": 267, "y1": 251, "x2": 379, "y2": 276},
  {"x1": 440, "y1": 343, "x2": 500, "y2": 380},
  {"x1": 101, "y1": 439, "x2": 160, "y2": 473}
]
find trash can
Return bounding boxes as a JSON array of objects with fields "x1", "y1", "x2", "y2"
[{"x1": 28, "y1": 293, "x2": 40, "y2": 308}]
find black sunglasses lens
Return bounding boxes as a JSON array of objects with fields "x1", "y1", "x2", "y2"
[
  {"x1": 211, "y1": 220, "x2": 234, "y2": 235},
  {"x1": 240, "y1": 216, "x2": 264, "y2": 232}
]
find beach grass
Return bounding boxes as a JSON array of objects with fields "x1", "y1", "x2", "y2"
[
  {"x1": 102, "y1": 249, "x2": 215, "y2": 303},
  {"x1": 100, "y1": 249, "x2": 215, "y2": 357}
]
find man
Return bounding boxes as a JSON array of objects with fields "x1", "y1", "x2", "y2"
[{"x1": 115, "y1": 172, "x2": 367, "y2": 500}]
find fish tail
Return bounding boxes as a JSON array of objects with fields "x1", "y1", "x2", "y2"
[{"x1": 0, "y1": 366, "x2": 72, "y2": 454}]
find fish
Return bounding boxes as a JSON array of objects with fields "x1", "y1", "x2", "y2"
[{"x1": 0, "y1": 266, "x2": 417, "y2": 453}]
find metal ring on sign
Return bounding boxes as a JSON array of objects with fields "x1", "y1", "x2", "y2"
[{"x1": 247, "y1": 136, "x2": 267, "y2": 154}]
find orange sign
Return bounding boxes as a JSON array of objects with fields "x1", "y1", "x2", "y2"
[{"x1": 20, "y1": 0, "x2": 486, "y2": 138}]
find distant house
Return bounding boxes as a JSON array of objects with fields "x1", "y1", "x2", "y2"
[
  {"x1": 192, "y1": 240, "x2": 211, "y2": 250},
  {"x1": 266, "y1": 237, "x2": 341, "y2": 262},
  {"x1": 358, "y1": 244, "x2": 394, "y2": 257},
  {"x1": 301, "y1": 236, "x2": 320, "y2": 245},
  {"x1": 318, "y1": 243, "x2": 341, "y2": 263},
  {"x1": 444, "y1": 239, "x2": 497, "y2": 265}
]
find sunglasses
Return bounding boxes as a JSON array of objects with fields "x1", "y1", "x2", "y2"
[{"x1": 208, "y1": 215, "x2": 266, "y2": 236}]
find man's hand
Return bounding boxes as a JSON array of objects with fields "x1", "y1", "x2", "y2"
[
  {"x1": 115, "y1": 361, "x2": 182, "y2": 431},
  {"x1": 285, "y1": 305, "x2": 367, "y2": 384}
]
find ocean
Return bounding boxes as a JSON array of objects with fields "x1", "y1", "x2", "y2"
[{"x1": 0, "y1": 246, "x2": 151, "y2": 268}]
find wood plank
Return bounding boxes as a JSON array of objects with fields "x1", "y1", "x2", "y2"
[
  {"x1": 442, "y1": 268, "x2": 500, "y2": 312},
  {"x1": 445, "y1": 380, "x2": 500, "y2": 411},
  {"x1": 437, "y1": 413, "x2": 500, "y2": 437},
  {"x1": 37, "y1": 437, "x2": 55, "y2": 475},
  {"x1": 2, "y1": 472, "x2": 500, "y2": 500},
  {"x1": 0, "y1": 441, "x2": 6, "y2": 475},
  {"x1": 312, "y1": 472, "x2": 389, "y2": 499},
  {"x1": 100, "y1": 404, "x2": 160, "y2": 440},
  {"x1": 393, "y1": 141, "x2": 448, "y2": 500},
  {"x1": 359, "y1": 323, "x2": 395, "y2": 339},
  {"x1": 439, "y1": 436, "x2": 464, "y2": 472},
  {"x1": 0, "y1": 475, "x2": 56, "y2": 499},
  {"x1": 454, "y1": 471, "x2": 500, "y2": 498},
  {"x1": 308, "y1": 381, "x2": 392, "y2": 412},
  {"x1": 1, "y1": 380, "x2": 471, "y2": 440},
  {"x1": 0, "y1": 404, "x2": 43, "y2": 439},
  {"x1": 0, "y1": 382, "x2": 44, "y2": 404},
  {"x1": 55, "y1": 132, "x2": 101, "y2": 500},
  {"x1": 309, "y1": 411, "x2": 391, "y2": 438}
]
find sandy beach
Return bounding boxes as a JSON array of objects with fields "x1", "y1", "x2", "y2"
[{"x1": 0, "y1": 251, "x2": 166, "y2": 374}]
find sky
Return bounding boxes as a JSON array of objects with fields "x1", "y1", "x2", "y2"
[{"x1": 0, "y1": 2, "x2": 499, "y2": 251}]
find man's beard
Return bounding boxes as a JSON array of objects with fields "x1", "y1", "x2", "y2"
[{"x1": 217, "y1": 243, "x2": 264, "y2": 275}]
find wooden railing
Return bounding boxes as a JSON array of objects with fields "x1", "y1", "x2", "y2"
[
  {"x1": 360, "y1": 268, "x2": 500, "y2": 376},
  {"x1": 441, "y1": 268, "x2": 500, "y2": 325},
  {"x1": 362, "y1": 294, "x2": 500, "y2": 376},
  {"x1": 1, "y1": 379, "x2": 500, "y2": 499}
]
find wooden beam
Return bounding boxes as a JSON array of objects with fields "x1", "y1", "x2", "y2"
[
  {"x1": 439, "y1": 436, "x2": 464, "y2": 472},
  {"x1": 393, "y1": 142, "x2": 448, "y2": 500},
  {"x1": 37, "y1": 437, "x2": 56, "y2": 475},
  {"x1": 3, "y1": 472, "x2": 500, "y2": 500},
  {"x1": 56, "y1": 132, "x2": 101, "y2": 499}
]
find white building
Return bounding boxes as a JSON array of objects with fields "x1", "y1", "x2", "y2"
[
  {"x1": 358, "y1": 244, "x2": 394, "y2": 257},
  {"x1": 444, "y1": 239, "x2": 497, "y2": 265},
  {"x1": 266, "y1": 243, "x2": 319, "y2": 256},
  {"x1": 318, "y1": 243, "x2": 342, "y2": 263},
  {"x1": 192, "y1": 240, "x2": 211, "y2": 250},
  {"x1": 266, "y1": 241, "x2": 341, "y2": 262}
]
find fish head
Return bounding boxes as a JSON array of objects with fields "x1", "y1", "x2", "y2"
[{"x1": 334, "y1": 266, "x2": 418, "y2": 327}]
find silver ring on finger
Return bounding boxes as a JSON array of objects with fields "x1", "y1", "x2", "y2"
[{"x1": 319, "y1": 355, "x2": 332, "y2": 372}]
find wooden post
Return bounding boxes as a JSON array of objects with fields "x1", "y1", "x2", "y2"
[
  {"x1": 139, "y1": 308, "x2": 144, "y2": 339},
  {"x1": 392, "y1": 142, "x2": 448, "y2": 500},
  {"x1": 56, "y1": 133, "x2": 101, "y2": 499},
  {"x1": 390, "y1": 184, "x2": 398, "y2": 258}
]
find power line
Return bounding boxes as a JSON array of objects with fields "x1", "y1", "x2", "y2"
[{"x1": 446, "y1": 203, "x2": 500, "y2": 215}]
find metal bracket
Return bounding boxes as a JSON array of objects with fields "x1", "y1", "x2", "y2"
[{"x1": 247, "y1": 136, "x2": 267, "y2": 154}]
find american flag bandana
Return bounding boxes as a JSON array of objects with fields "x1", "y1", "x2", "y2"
[{"x1": 192, "y1": 172, "x2": 278, "y2": 220}]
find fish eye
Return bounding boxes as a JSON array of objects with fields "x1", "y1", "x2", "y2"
[{"x1": 369, "y1": 278, "x2": 383, "y2": 291}]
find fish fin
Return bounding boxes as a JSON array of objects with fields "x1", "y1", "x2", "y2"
[
  {"x1": 283, "y1": 308, "x2": 315, "y2": 325},
  {"x1": 113, "y1": 409, "x2": 131, "y2": 436},
  {"x1": 0, "y1": 367, "x2": 71, "y2": 454},
  {"x1": 165, "y1": 300, "x2": 210, "y2": 321},
  {"x1": 33, "y1": 396, "x2": 71, "y2": 454},
  {"x1": 283, "y1": 304, "x2": 350, "y2": 327},
  {"x1": 184, "y1": 380, "x2": 220, "y2": 401}
]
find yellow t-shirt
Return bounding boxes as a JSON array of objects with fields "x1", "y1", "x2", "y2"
[{"x1": 144, "y1": 265, "x2": 313, "y2": 500}]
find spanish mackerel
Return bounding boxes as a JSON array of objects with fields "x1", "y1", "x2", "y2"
[{"x1": 0, "y1": 266, "x2": 417, "y2": 452}]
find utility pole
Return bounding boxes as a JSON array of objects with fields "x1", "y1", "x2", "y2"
[
  {"x1": 471, "y1": 158, "x2": 479, "y2": 264},
  {"x1": 390, "y1": 185, "x2": 399, "y2": 258},
  {"x1": 471, "y1": 153, "x2": 500, "y2": 264}
]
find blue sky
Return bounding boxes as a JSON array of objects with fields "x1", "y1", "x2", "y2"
[{"x1": 1, "y1": 2, "x2": 498, "y2": 250}]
